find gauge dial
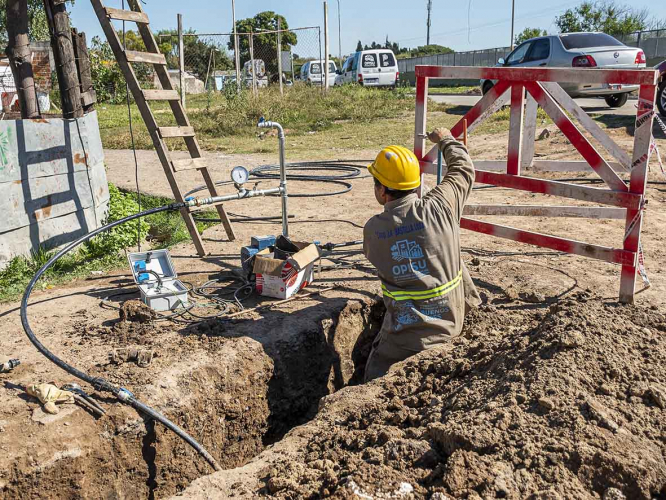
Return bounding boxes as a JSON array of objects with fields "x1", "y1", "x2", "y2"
[{"x1": 231, "y1": 166, "x2": 250, "y2": 185}]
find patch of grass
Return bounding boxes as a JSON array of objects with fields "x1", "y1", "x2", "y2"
[
  {"x1": 98, "y1": 85, "x2": 449, "y2": 154},
  {"x1": 0, "y1": 186, "x2": 216, "y2": 303}
]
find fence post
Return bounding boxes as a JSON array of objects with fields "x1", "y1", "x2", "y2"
[
  {"x1": 178, "y1": 13, "x2": 185, "y2": 108},
  {"x1": 232, "y1": 0, "x2": 241, "y2": 92},
  {"x1": 277, "y1": 18, "x2": 284, "y2": 96},
  {"x1": 318, "y1": 27, "x2": 323, "y2": 91},
  {"x1": 636, "y1": 30, "x2": 642, "y2": 49},
  {"x1": 324, "y1": 0, "x2": 330, "y2": 92},
  {"x1": 249, "y1": 30, "x2": 258, "y2": 96},
  {"x1": 453, "y1": 51, "x2": 456, "y2": 66}
]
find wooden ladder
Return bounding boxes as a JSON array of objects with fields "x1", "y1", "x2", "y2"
[{"x1": 90, "y1": 0, "x2": 236, "y2": 256}]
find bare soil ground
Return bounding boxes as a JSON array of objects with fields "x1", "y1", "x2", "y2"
[{"x1": 1, "y1": 124, "x2": 665, "y2": 499}]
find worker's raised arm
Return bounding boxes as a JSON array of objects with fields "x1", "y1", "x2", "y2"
[{"x1": 423, "y1": 128, "x2": 475, "y2": 221}]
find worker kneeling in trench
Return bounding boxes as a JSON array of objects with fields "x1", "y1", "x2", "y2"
[{"x1": 363, "y1": 128, "x2": 480, "y2": 381}]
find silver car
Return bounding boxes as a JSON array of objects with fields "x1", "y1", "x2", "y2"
[{"x1": 481, "y1": 32, "x2": 647, "y2": 108}]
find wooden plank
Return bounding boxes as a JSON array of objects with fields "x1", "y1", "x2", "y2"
[
  {"x1": 521, "y1": 93, "x2": 538, "y2": 168},
  {"x1": 72, "y1": 28, "x2": 95, "y2": 111},
  {"x1": 474, "y1": 170, "x2": 642, "y2": 209},
  {"x1": 542, "y1": 82, "x2": 631, "y2": 170},
  {"x1": 620, "y1": 84, "x2": 656, "y2": 303},
  {"x1": 451, "y1": 80, "x2": 511, "y2": 139},
  {"x1": 463, "y1": 204, "x2": 625, "y2": 219},
  {"x1": 460, "y1": 218, "x2": 636, "y2": 266},
  {"x1": 525, "y1": 81, "x2": 628, "y2": 193},
  {"x1": 416, "y1": 65, "x2": 659, "y2": 86},
  {"x1": 199, "y1": 167, "x2": 237, "y2": 242},
  {"x1": 422, "y1": 159, "x2": 626, "y2": 176},
  {"x1": 80, "y1": 90, "x2": 96, "y2": 107},
  {"x1": 171, "y1": 157, "x2": 207, "y2": 172},
  {"x1": 507, "y1": 84, "x2": 525, "y2": 175},
  {"x1": 104, "y1": 7, "x2": 149, "y2": 24},
  {"x1": 142, "y1": 89, "x2": 180, "y2": 101},
  {"x1": 159, "y1": 126, "x2": 196, "y2": 138},
  {"x1": 125, "y1": 50, "x2": 166, "y2": 65},
  {"x1": 531, "y1": 160, "x2": 625, "y2": 173}
]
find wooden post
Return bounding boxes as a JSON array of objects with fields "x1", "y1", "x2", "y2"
[
  {"x1": 277, "y1": 17, "x2": 284, "y2": 96},
  {"x1": 44, "y1": 0, "x2": 83, "y2": 118},
  {"x1": 178, "y1": 13, "x2": 185, "y2": 108},
  {"x1": 231, "y1": 0, "x2": 241, "y2": 92},
  {"x1": 6, "y1": 0, "x2": 39, "y2": 118},
  {"x1": 71, "y1": 28, "x2": 95, "y2": 112}
]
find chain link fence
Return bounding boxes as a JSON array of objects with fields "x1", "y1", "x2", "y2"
[
  {"x1": 159, "y1": 27, "x2": 322, "y2": 97},
  {"x1": 616, "y1": 29, "x2": 666, "y2": 65}
]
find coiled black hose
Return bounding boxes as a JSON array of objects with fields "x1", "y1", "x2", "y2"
[
  {"x1": 20, "y1": 202, "x2": 221, "y2": 472},
  {"x1": 184, "y1": 160, "x2": 371, "y2": 199}
]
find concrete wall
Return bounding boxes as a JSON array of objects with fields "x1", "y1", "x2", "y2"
[{"x1": 0, "y1": 111, "x2": 109, "y2": 268}]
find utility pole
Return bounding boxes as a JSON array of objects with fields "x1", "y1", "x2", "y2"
[
  {"x1": 277, "y1": 17, "x2": 283, "y2": 96},
  {"x1": 232, "y1": 0, "x2": 241, "y2": 92},
  {"x1": 426, "y1": 0, "x2": 432, "y2": 46},
  {"x1": 337, "y1": 0, "x2": 342, "y2": 68},
  {"x1": 510, "y1": 0, "x2": 516, "y2": 50},
  {"x1": 324, "y1": 1, "x2": 330, "y2": 91}
]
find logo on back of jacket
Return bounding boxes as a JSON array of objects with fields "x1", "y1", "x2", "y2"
[{"x1": 390, "y1": 239, "x2": 430, "y2": 281}]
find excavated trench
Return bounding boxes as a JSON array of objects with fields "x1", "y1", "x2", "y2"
[{"x1": 5, "y1": 298, "x2": 385, "y2": 499}]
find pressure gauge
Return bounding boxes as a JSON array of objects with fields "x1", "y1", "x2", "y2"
[{"x1": 231, "y1": 166, "x2": 249, "y2": 185}]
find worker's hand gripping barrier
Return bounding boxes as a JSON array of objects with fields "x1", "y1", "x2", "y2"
[{"x1": 413, "y1": 65, "x2": 660, "y2": 304}]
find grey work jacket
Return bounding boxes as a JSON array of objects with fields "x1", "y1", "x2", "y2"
[{"x1": 363, "y1": 136, "x2": 477, "y2": 352}]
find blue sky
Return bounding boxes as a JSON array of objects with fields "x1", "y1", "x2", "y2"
[{"x1": 69, "y1": 0, "x2": 666, "y2": 55}]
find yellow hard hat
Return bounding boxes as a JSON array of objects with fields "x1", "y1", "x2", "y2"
[{"x1": 368, "y1": 145, "x2": 421, "y2": 191}]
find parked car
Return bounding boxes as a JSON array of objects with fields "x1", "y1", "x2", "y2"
[
  {"x1": 300, "y1": 60, "x2": 337, "y2": 86},
  {"x1": 657, "y1": 60, "x2": 666, "y2": 116},
  {"x1": 480, "y1": 32, "x2": 647, "y2": 108},
  {"x1": 337, "y1": 49, "x2": 399, "y2": 88}
]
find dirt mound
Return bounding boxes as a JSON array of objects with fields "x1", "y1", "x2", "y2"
[
  {"x1": 119, "y1": 299, "x2": 156, "y2": 323},
  {"x1": 260, "y1": 294, "x2": 666, "y2": 499}
]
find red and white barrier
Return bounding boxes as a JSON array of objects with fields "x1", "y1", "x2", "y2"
[{"x1": 413, "y1": 65, "x2": 659, "y2": 303}]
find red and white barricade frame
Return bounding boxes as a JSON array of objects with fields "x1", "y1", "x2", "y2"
[{"x1": 413, "y1": 65, "x2": 660, "y2": 303}]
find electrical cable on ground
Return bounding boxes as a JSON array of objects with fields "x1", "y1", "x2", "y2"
[{"x1": 20, "y1": 202, "x2": 220, "y2": 471}]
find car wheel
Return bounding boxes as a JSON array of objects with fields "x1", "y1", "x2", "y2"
[
  {"x1": 604, "y1": 93, "x2": 628, "y2": 108},
  {"x1": 482, "y1": 81, "x2": 494, "y2": 95},
  {"x1": 658, "y1": 80, "x2": 666, "y2": 117}
]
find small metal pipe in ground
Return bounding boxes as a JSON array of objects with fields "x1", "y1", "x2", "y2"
[{"x1": 257, "y1": 119, "x2": 289, "y2": 237}]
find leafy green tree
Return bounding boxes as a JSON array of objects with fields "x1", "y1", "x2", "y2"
[
  {"x1": 356, "y1": 40, "x2": 363, "y2": 52},
  {"x1": 158, "y1": 29, "x2": 232, "y2": 79},
  {"x1": 0, "y1": 0, "x2": 74, "y2": 45},
  {"x1": 228, "y1": 11, "x2": 297, "y2": 76},
  {"x1": 408, "y1": 44, "x2": 454, "y2": 57},
  {"x1": 555, "y1": 1, "x2": 648, "y2": 36},
  {"x1": 514, "y1": 27, "x2": 548, "y2": 45}
]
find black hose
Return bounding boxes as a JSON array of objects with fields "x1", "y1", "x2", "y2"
[{"x1": 20, "y1": 202, "x2": 221, "y2": 472}]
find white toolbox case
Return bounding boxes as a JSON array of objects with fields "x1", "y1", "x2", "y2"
[{"x1": 127, "y1": 250, "x2": 190, "y2": 312}]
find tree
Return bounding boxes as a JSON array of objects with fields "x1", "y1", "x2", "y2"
[
  {"x1": 158, "y1": 29, "x2": 232, "y2": 79},
  {"x1": 407, "y1": 44, "x2": 454, "y2": 57},
  {"x1": 555, "y1": 1, "x2": 648, "y2": 36},
  {"x1": 228, "y1": 11, "x2": 297, "y2": 76},
  {"x1": 356, "y1": 40, "x2": 363, "y2": 52},
  {"x1": 0, "y1": 0, "x2": 72, "y2": 45},
  {"x1": 514, "y1": 27, "x2": 548, "y2": 45}
]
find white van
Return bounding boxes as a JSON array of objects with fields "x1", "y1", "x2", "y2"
[
  {"x1": 338, "y1": 49, "x2": 399, "y2": 88},
  {"x1": 300, "y1": 60, "x2": 337, "y2": 87}
]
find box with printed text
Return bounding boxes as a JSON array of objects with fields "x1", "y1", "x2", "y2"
[{"x1": 253, "y1": 241, "x2": 321, "y2": 299}]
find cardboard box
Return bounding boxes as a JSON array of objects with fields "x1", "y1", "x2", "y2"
[{"x1": 253, "y1": 241, "x2": 321, "y2": 299}]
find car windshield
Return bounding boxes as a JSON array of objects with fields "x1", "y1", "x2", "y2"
[
  {"x1": 310, "y1": 63, "x2": 321, "y2": 74},
  {"x1": 560, "y1": 33, "x2": 624, "y2": 49}
]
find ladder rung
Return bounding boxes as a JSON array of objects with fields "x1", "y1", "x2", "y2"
[
  {"x1": 105, "y1": 7, "x2": 149, "y2": 24},
  {"x1": 143, "y1": 89, "x2": 180, "y2": 101},
  {"x1": 125, "y1": 50, "x2": 166, "y2": 65},
  {"x1": 172, "y1": 158, "x2": 207, "y2": 172},
  {"x1": 159, "y1": 126, "x2": 196, "y2": 138}
]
